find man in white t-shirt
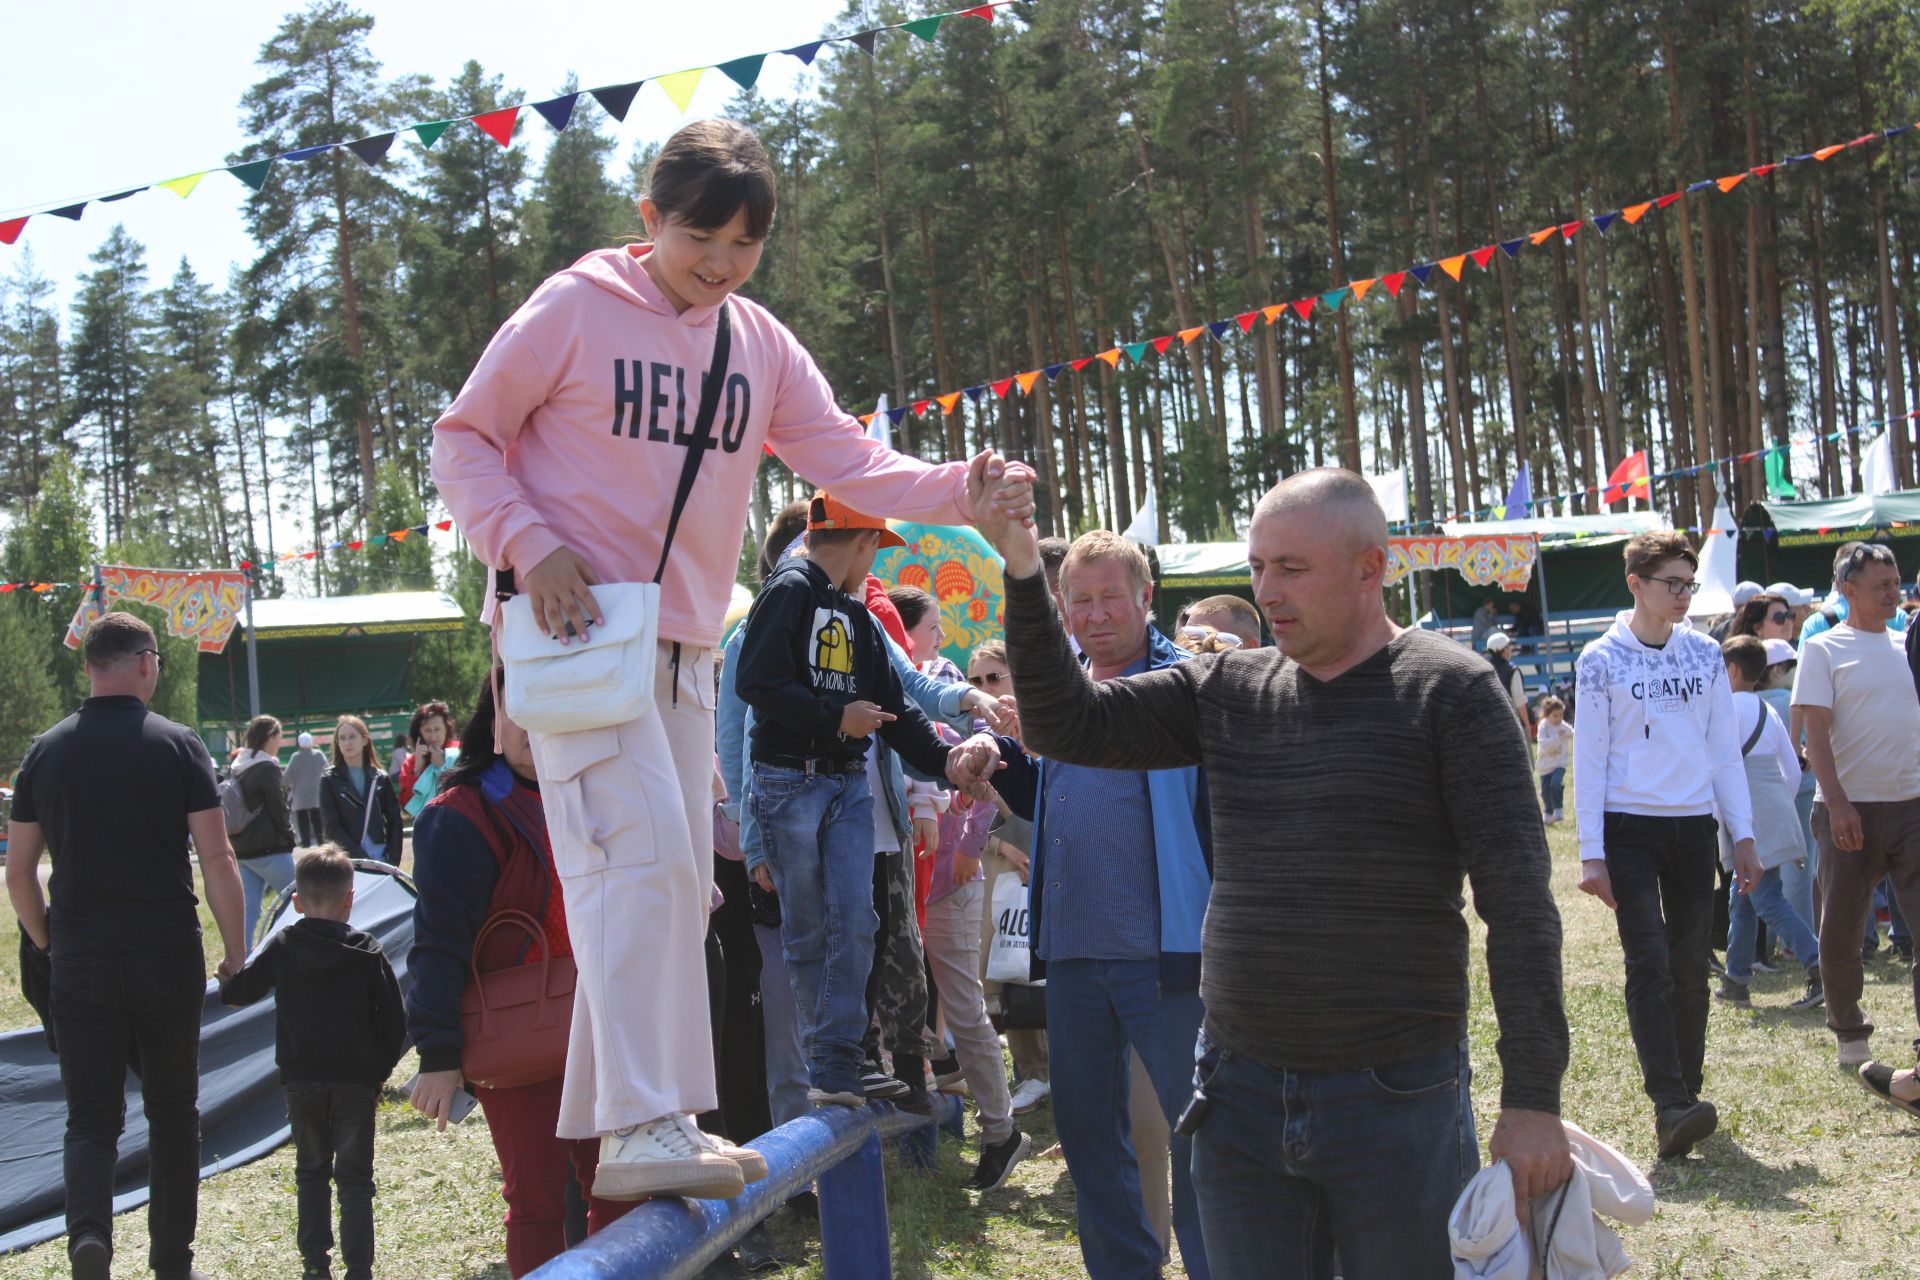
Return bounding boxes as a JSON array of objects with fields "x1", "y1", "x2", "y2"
[{"x1": 1791, "y1": 541, "x2": 1920, "y2": 1114}]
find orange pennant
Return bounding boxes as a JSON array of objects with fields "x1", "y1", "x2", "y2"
[
  {"x1": 1178, "y1": 326, "x2": 1206, "y2": 345},
  {"x1": 936, "y1": 392, "x2": 962, "y2": 414},
  {"x1": 1621, "y1": 201, "x2": 1653, "y2": 224},
  {"x1": 1097, "y1": 349, "x2": 1122, "y2": 367},
  {"x1": 1015, "y1": 370, "x2": 1042, "y2": 395},
  {"x1": 1813, "y1": 144, "x2": 1844, "y2": 161},
  {"x1": 1350, "y1": 277, "x2": 1376, "y2": 301},
  {"x1": 858, "y1": 413, "x2": 875, "y2": 426},
  {"x1": 1261, "y1": 305, "x2": 1287, "y2": 325},
  {"x1": 1439, "y1": 254, "x2": 1466, "y2": 281},
  {"x1": 1529, "y1": 226, "x2": 1558, "y2": 246},
  {"x1": 1715, "y1": 173, "x2": 1747, "y2": 193}
]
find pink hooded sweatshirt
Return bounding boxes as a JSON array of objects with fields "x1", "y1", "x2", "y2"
[{"x1": 431, "y1": 244, "x2": 974, "y2": 647}]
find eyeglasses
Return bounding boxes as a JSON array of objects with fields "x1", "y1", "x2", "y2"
[
  {"x1": 1767, "y1": 611, "x2": 1791, "y2": 625},
  {"x1": 136, "y1": 648, "x2": 166, "y2": 671},
  {"x1": 967, "y1": 671, "x2": 1008, "y2": 688},
  {"x1": 1645, "y1": 576, "x2": 1702, "y2": 597}
]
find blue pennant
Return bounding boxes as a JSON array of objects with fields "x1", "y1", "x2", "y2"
[
  {"x1": 533, "y1": 94, "x2": 580, "y2": 132},
  {"x1": 782, "y1": 41, "x2": 826, "y2": 64},
  {"x1": 49, "y1": 203, "x2": 86, "y2": 220},
  {"x1": 1887, "y1": 125, "x2": 1912, "y2": 138},
  {"x1": 100, "y1": 188, "x2": 147, "y2": 201},
  {"x1": 1686, "y1": 179, "x2": 1715, "y2": 193},
  {"x1": 963, "y1": 386, "x2": 984, "y2": 404},
  {"x1": 1206, "y1": 320, "x2": 1233, "y2": 341},
  {"x1": 886, "y1": 406, "x2": 909, "y2": 426},
  {"x1": 1590, "y1": 211, "x2": 1619, "y2": 235},
  {"x1": 1499, "y1": 237, "x2": 1526, "y2": 259},
  {"x1": 1044, "y1": 363, "x2": 1067, "y2": 380},
  {"x1": 283, "y1": 144, "x2": 334, "y2": 162},
  {"x1": 1409, "y1": 262, "x2": 1436, "y2": 286}
]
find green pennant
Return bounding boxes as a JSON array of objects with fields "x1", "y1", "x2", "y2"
[
  {"x1": 1123, "y1": 341, "x2": 1150, "y2": 365},
  {"x1": 1319, "y1": 285, "x2": 1352, "y2": 312},
  {"x1": 413, "y1": 120, "x2": 453, "y2": 148},
  {"x1": 367, "y1": 534, "x2": 389, "y2": 545},
  {"x1": 717, "y1": 55, "x2": 766, "y2": 91},
  {"x1": 226, "y1": 159, "x2": 275, "y2": 192},
  {"x1": 900, "y1": 14, "x2": 946, "y2": 41},
  {"x1": 1763, "y1": 449, "x2": 1795, "y2": 500}
]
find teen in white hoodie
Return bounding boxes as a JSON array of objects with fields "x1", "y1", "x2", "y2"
[{"x1": 1573, "y1": 531, "x2": 1759, "y2": 1163}]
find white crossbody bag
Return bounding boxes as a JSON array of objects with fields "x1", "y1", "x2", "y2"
[{"x1": 494, "y1": 302, "x2": 732, "y2": 735}]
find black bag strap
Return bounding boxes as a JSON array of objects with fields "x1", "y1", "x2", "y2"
[
  {"x1": 496, "y1": 301, "x2": 732, "y2": 599},
  {"x1": 1741, "y1": 700, "x2": 1768, "y2": 757}
]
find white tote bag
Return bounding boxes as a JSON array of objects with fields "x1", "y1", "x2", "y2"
[
  {"x1": 497, "y1": 583, "x2": 660, "y2": 734},
  {"x1": 987, "y1": 872, "x2": 1036, "y2": 985}
]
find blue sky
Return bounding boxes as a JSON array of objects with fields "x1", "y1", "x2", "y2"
[{"x1": 2, "y1": 0, "x2": 850, "y2": 309}]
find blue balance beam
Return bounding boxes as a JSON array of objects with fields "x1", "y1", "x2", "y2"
[{"x1": 526, "y1": 1093, "x2": 964, "y2": 1280}]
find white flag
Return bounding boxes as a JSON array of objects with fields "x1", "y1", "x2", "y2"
[
  {"x1": 1367, "y1": 467, "x2": 1409, "y2": 523},
  {"x1": 1123, "y1": 480, "x2": 1158, "y2": 547},
  {"x1": 1863, "y1": 430, "x2": 1895, "y2": 496}
]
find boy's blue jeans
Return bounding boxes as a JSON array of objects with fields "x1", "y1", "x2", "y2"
[
  {"x1": 752, "y1": 763, "x2": 877, "y2": 1094},
  {"x1": 1539, "y1": 768, "x2": 1566, "y2": 812},
  {"x1": 1726, "y1": 866, "x2": 1819, "y2": 981}
]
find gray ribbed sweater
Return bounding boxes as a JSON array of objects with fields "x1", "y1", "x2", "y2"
[{"x1": 1003, "y1": 569, "x2": 1568, "y2": 1112}]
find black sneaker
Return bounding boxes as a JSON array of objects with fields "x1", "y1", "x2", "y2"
[
  {"x1": 1655, "y1": 1100, "x2": 1718, "y2": 1160},
  {"x1": 737, "y1": 1222, "x2": 786, "y2": 1273},
  {"x1": 1790, "y1": 970, "x2": 1825, "y2": 1010},
  {"x1": 1714, "y1": 975, "x2": 1751, "y2": 1004},
  {"x1": 1895, "y1": 941, "x2": 1915, "y2": 965},
  {"x1": 967, "y1": 1130, "x2": 1032, "y2": 1190},
  {"x1": 70, "y1": 1234, "x2": 110, "y2": 1280},
  {"x1": 893, "y1": 1080, "x2": 936, "y2": 1115},
  {"x1": 862, "y1": 1070, "x2": 909, "y2": 1100},
  {"x1": 931, "y1": 1053, "x2": 966, "y2": 1089}
]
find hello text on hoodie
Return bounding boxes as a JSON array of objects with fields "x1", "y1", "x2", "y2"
[
  {"x1": 1572, "y1": 611, "x2": 1755, "y2": 862},
  {"x1": 431, "y1": 245, "x2": 975, "y2": 649}
]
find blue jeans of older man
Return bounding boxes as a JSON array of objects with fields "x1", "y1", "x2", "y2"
[
  {"x1": 1190, "y1": 1033, "x2": 1477, "y2": 1280},
  {"x1": 752, "y1": 763, "x2": 877, "y2": 1096},
  {"x1": 1045, "y1": 958, "x2": 1210, "y2": 1280}
]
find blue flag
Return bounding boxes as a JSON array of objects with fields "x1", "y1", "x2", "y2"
[{"x1": 1503, "y1": 462, "x2": 1532, "y2": 520}]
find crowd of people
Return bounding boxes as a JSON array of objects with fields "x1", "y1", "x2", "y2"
[{"x1": 9, "y1": 111, "x2": 1920, "y2": 1280}]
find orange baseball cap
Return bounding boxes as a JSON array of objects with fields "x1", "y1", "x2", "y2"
[{"x1": 808, "y1": 493, "x2": 907, "y2": 548}]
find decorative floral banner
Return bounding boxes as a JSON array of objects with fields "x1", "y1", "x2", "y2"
[
  {"x1": 64, "y1": 566, "x2": 251, "y2": 654},
  {"x1": 1385, "y1": 534, "x2": 1537, "y2": 591},
  {"x1": 874, "y1": 521, "x2": 1005, "y2": 668}
]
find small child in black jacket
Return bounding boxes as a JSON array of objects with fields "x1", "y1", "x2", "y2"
[{"x1": 222, "y1": 845, "x2": 406, "y2": 1280}]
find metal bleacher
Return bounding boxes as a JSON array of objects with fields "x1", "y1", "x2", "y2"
[{"x1": 1419, "y1": 607, "x2": 1618, "y2": 703}]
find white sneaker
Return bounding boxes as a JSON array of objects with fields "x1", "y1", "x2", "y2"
[
  {"x1": 692, "y1": 1126, "x2": 769, "y2": 1183},
  {"x1": 1838, "y1": 1039, "x2": 1873, "y2": 1070},
  {"x1": 593, "y1": 1114, "x2": 745, "y2": 1201},
  {"x1": 1009, "y1": 1077, "x2": 1051, "y2": 1114}
]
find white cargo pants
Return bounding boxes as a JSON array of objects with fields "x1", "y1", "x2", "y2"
[{"x1": 529, "y1": 640, "x2": 717, "y2": 1139}]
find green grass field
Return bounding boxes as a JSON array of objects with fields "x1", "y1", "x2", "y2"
[{"x1": 5, "y1": 814, "x2": 1919, "y2": 1278}]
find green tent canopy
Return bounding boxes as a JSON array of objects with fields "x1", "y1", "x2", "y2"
[
  {"x1": 1738, "y1": 489, "x2": 1920, "y2": 593},
  {"x1": 197, "y1": 591, "x2": 466, "y2": 758}
]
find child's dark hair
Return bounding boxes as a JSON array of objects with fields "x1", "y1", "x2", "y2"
[
  {"x1": 760, "y1": 500, "x2": 811, "y2": 583},
  {"x1": 295, "y1": 844, "x2": 355, "y2": 908},
  {"x1": 439, "y1": 670, "x2": 505, "y2": 793},
  {"x1": 1539, "y1": 695, "x2": 1566, "y2": 716},
  {"x1": 647, "y1": 120, "x2": 776, "y2": 241},
  {"x1": 1721, "y1": 634, "x2": 1768, "y2": 686},
  {"x1": 888, "y1": 586, "x2": 936, "y2": 630}
]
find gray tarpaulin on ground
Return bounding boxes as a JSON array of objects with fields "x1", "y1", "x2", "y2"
[{"x1": 0, "y1": 862, "x2": 417, "y2": 1254}]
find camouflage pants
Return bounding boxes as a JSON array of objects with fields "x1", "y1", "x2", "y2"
[{"x1": 864, "y1": 849, "x2": 930, "y2": 1062}]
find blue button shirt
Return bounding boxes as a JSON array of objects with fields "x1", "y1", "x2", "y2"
[{"x1": 1036, "y1": 654, "x2": 1159, "y2": 963}]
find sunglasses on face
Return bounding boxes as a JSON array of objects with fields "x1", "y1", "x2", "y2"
[
  {"x1": 1767, "y1": 611, "x2": 1790, "y2": 625},
  {"x1": 967, "y1": 671, "x2": 1007, "y2": 688}
]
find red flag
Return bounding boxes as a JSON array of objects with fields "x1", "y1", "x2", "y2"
[
  {"x1": 435, "y1": 519, "x2": 454, "y2": 531},
  {"x1": 1290, "y1": 299, "x2": 1315, "y2": 320},
  {"x1": 1654, "y1": 191, "x2": 1684, "y2": 208},
  {"x1": 1559, "y1": 221, "x2": 1582, "y2": 241},
  {"x1": 1381, "y1": 271, "x2": 1409, "y2": 297},
  {"x1": 964, "y1": 4, "x2": 995, "y2": 18},
  {"x1": 1236, "y1": 311, "x2": 1259, "y2": 332},
  {"x1": 1601, "y1": 451, "x2": 1649, "y2": 505},
  {"x1": 0, "y1": 217, "x2": 26, "y2": 246},
  {"x1": 911, "y1": 398, "x2": 932, "y2": 415},
  {"x1": 471, "y1": 107, "x2": 520, "y2": 146},
  {"x1": 1469, "y1": 246, "x2": 1497, "y2": 270},
  {"x1": 1152, "y1": 335, "x2": 1176, "y2": 354},
  {"x1": 991, "y1": 377, "x2": 1015, "y2": 398},
  {"x1": 1070, "y1": 357, "x2": 1094, "y2": 372}
]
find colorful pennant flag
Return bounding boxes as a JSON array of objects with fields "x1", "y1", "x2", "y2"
[
  {"x1": 1290, "y1": 299, "x2": 1315, "y2": 320},
  {"x1": 472, "y1": 107, "x2": 520, "y2": 146},
  {"x1": 1015, "y1": 370, "x2": 1043, "y2": 393},
  {"x1": 1096, "y1": 349, "x2": 1121, "y2": 367},
  {"x1": 1621, "y1": 201, "x2": 1653, "y2": 224},
  {"x1": 782, "y1": 42, "x2": 826, "y2": 64},
  {"x1": 901, "y1": 15, "x2": 945, "y2": 41},
  {"x1": 1439, "y1": 254, "x2": 1466, "y2": 281},
  {"x1": 533, "y1": 94, "x2": 580, "y2": 132},
  {"x1": 718, "y1": 54, "x2": 767, "y2": 90},
  {"x1": 1381, "y1": 271, "x2": 1408, "y2": 297},
  {"x1": 991, "y1": 376, "x2": 1015, "y2": 397},
  {"x1": 1468, "y1": 246, "x2": 1497, "y2": 269},
  {"x1": 936, "y1": 392, "x2": 963, "y2": 413},
  {"x1": 1123, "y1": 341, "x2": 1150, "y2": 365},
  {"x1": 591, "y1": 82, "x2": 643, "y2": 120},
  {"x1": 1152, "y1": 336, "x2": 1176, "y2": 354},
  {"x1": 1350, "y1": 277, "x2": 1376, "y2": 300},
  {"x1": 655, "y1": 69, "x2": 706, "y2": 112},
  {"x1": 0, "y1": 219, "x2": 27, "y2": 246},
  {"x1": 157, "y1": 172, "x2": 208, "y2": 198},
  {"x1": 347, "y1": 133, "x2": 397, "y2": 165},
  {"x1": 414, "y1": 120, "x2": 453, "y2": 147},
  {"x1": 1600, "y1": 451, "x2": 1649, "y2": 505},
  {"x1": 847, "y1": 29, "x2": 880, "y2": 55},
  {"x1": 227, "y1": 160, "x2": 275, "y2": 191}
]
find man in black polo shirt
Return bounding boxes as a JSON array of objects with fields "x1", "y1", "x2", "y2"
[{"x1": 6, "y1": 612, "x2": 247, "y2": 1280}]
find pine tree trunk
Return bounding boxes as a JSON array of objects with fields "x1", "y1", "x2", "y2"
[
  {"x1": 920, "y1": 209, "x2": 962, "y2": 461},
  {"x1": 1661, "y1": 24, "x2": 1717, "y2": 528},
  {"x1": 1092, "y1": 257, "x2": 1133, "y2": 523},
  {"x1": 1317, "y1": 0, "x2": 1360, "y2": 468}
]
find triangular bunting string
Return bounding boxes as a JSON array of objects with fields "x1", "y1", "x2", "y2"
[
  {"x1": 1096, "y1": 350, "x2": 1121, "y2": 367},
  {"x1": 283, "y1": 144, "x2": 333, "y2": 162},
  {"x1": 655, "y1": 69, "x2": 706, "y2": 112},
  {"x1": 227, "y1": 159, "x2": 275, "y2": 192},
  {"x1": 346, "y1": 133, "x2": 396, "y2": 165},
  {"x1": 1590, "y1": 211, "x2": 1619, "y2": 234},
  {"x1": 590, "y1": 82, "x2": 643, "y2": 120},
  {"x1": 1291, "y1": 298, "x2": 1315, "y2": 320},
  {"x1": 413, "y1": 120, "x2": 453, "y2": 148},
  {"x1": 1123, "y1": 341, "x2": 1151, "y2": 365},
  {"x1": 991, "y1": 377, "x2": 1015, "y2": 397},
  {"x1": 1015, "y1": 370, "x2": 1043, "y2": 393},
  {"x1": 781, "y1": 42, "x2": 826, "y2": 64},
  {"x1": 1152, "y1": 336, "x2": 1176, "y2": 354},
  {"x1": 532, "y1": 94, "x2": 580, "y2": 132},
  {"x1": 471, "y1": 107, "x2": 521, "y2": 146},
  {"x1": 847, "y1": 29, "x2": 880, "y2": 55},
  {"x1": 1498, "y1": 237, "x2": 1526, "y2": 259},
  {"x1": 49, "y1": 203, "x2": 87, "y2": 221},
  {"x1": 1438, "y1": 254, "x2": 1466, "y2": 281},
  {"x1": 717, "y1": 55, "x2": 767, "y2": 90},
  {"x1": 157, "y1": 172, "x2": 208, "y2": 199},
  {"x1": 1621, "y1": 201, "x2": 1653, "y2": 225},
  {"x1": 1381, "y1": 271, "x2": 1408, "y2": 297},
  {"x1": 0, "y1": 218, "x2": 26, "y2": 246},
  {"x1": 1409, "y1": 263, "x2": 1436, "y2": 286},
  {"x1": 900, "y1": 15, "x2": 945, "y2": 41},
  {"x1": 1468, "y1": 246, "x2": 1497, "y2": 269},
  {"x1": 1350, "y1": 277, "x2": 1376, "y2": 300}
]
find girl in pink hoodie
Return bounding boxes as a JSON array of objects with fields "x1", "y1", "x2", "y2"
[{"x1": 427, "y1": 119, "x2": 1021, "y2": 1202}]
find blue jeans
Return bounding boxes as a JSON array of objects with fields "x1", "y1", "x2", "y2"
[
  {"x1": 1044, "y1": 958, "x2": 1210, "y2": 1280},
  {"x1": 1190, "y1": 1033, "x2": 1477, "y2": 1280},
  {"x1": 752, "y1": 764, "x2": 876, "y2": 1093},
  {"x1": 1726, "y1": 867, "x2": 1819, "y2": 980},
  {"x1": 1865, "y1": 879, "x2": 1912, "y2": 951},
  {"x1": 754, "y1": 923, "x2": 811, "y2": 1127},
  {"x1": 238, "y1": 851, "x2": 297, "y2": 944},
  {"x1": 1539, "y1": 768, "x2": 1566, "y2": 812}
]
